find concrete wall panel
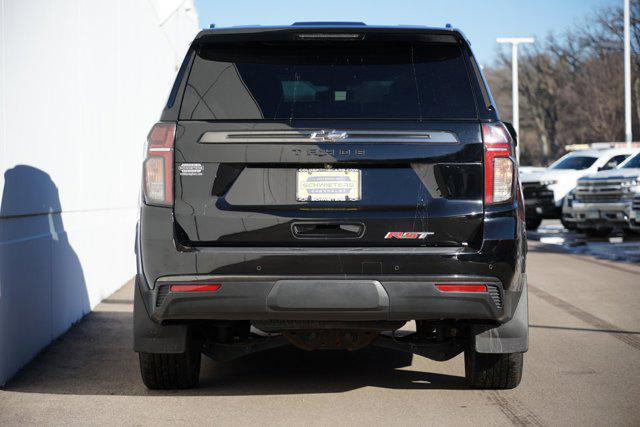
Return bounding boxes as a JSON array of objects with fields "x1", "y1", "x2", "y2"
[{"x1": 0, "y1": 0, "x2": 199, "y2": 385}]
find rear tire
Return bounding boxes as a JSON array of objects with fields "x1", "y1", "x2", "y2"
[
  {"x1": 525, "y1": 217, "x2": 542, "y2": 231},
  {"x1": 139, "y1": 346, "x2": 201, "y2": 390},
  {"x1": 464, "y1": 348, "x2": 523, "y2": 389}
]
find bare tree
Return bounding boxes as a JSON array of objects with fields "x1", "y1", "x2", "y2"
[{"x1": 484, "y1": 1, "x2": 638, "y2": 165}]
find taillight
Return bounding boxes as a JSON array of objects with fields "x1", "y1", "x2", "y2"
[
  {"x1": 482, "y1": 123, "x2": 514, "y2": 205},
  {"x1": 143, "y1": 122, "x2": 175, "y2": 206}
]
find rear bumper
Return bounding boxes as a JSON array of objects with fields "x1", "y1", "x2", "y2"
[
  {"x1": 144, "y1": 274, "x2": 509, "y2": 323},
  {"x1": 134, "y1": 274, "x2": 529, "y2": 355}
]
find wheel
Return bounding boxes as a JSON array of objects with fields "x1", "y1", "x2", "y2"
[
  {"x1": 560, "y1": 218, "x2": 577, "y2": 231},
  {"x1": 464, "y1": 348, "x2": 523, "y2": 389},
  {"x1": 583, "y1": 228, "x2": 612, "y2": 238},
  {"x1": 525, "y1": 217, "x2": 542, "y2": 231},
  {"x1": 139, "y1": 345, "x2": 201, "y2": 390}
]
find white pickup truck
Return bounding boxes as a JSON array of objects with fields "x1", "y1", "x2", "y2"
[
  {"x1": 563, "y1": 151, "x2": 640, "y2": 236},
  {"x1": 521, "y1": 148, "x2": 635, "y2": 230}
]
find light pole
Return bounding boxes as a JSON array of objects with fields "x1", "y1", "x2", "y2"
[
  {"x1": 496, "y1": 37, "x2": 535, "y2": 160},
  {"x1": 624, "y1": 0, "x2": 632, "y2": 147}
]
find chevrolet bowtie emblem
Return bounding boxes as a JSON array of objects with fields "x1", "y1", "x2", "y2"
[{"x1": 310, "y1": 130, "x2": 349, "y2": 142}]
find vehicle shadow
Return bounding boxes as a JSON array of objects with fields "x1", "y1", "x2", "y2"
[
  {"x1": 0, "y1": 165, "x2": 88, "y2": 385},
  {"x1": 5, "y1": 293, "x2": 469, "y2": 396},
  {"x1": 196, "y1": 345, "x2": 469, "y2": 395}
]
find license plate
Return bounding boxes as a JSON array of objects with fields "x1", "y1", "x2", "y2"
[
  {"x1": 586, "y1": 211, "x2": 600, "y2": 219},
  {"x1": 296, "y1": 169, "x2": 361, "y2": 202}
]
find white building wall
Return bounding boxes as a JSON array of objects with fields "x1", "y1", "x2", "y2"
[{"x1": 0, "y1": 0, "x2": 199, "y2": 385}]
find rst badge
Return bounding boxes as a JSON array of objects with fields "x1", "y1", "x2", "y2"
[{"x1": 385, "y1": 231, "x2": 434, "y2": 239}]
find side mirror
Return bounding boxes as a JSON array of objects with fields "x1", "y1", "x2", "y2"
[{"x1": 503, "y1": 122, "x2": 518, "y2": 146}]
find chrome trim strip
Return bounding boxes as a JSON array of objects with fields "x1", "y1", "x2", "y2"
[{"x1": 199, "y1": 130, "x2": 459, "y2": 144}]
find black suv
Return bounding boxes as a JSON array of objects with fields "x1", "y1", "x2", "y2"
[{"x1": 134, "y1": 23, "x2": 528, "y2": 390}]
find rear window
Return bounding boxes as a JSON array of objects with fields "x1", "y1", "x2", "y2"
[
  {"x1": 550, "y1": 156, "x2": 598, "y2": 170},
  {"x1": 179, "y1": 42, "x2": 478, "y2": 120}
]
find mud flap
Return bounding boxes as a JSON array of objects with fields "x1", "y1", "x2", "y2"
[
  {"x1": 473, "y1": 278, "x2": 528, "y2": 354},
  {"x1": 133, "y1": 275, "x2": 189, "y2": 354}
]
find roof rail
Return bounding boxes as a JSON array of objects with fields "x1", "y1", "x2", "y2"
[{"x1": 291, "y1": 21, "x2": 367, "y2": 26}]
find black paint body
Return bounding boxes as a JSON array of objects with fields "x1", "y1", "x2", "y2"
[{"x1": 134, "y1": 25, "x2": 527, "y2": 354}]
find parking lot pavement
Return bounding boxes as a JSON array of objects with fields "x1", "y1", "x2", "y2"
[
  {"x1": 1, "y1": 244, "x2": 639, "y2": 425},
  {"x1": 529, "y1": 220, "x2": 640, "y2": 263}
]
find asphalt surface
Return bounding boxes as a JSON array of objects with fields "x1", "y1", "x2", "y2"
[{"x1": 1, "y1": 238, "x2": 639, "y2": 425}]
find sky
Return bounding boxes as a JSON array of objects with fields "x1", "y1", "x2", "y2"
[{"x1": 193, "y1": 0, "x2": 618, "y2": 66}]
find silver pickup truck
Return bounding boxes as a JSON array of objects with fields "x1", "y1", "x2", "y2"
[{"x1": 563, "y1": 151, "x2": 640, "y2": 237}]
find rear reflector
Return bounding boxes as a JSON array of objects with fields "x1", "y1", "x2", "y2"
[
  {"x1": 169, "y1": 284, "x2": 222, "y2": 293},
  {"x1": 435, "y1": 284, "x2": 487, "y2": 293}
]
